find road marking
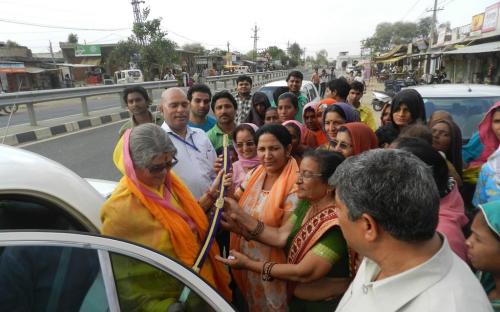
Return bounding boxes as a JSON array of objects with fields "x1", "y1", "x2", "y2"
[{"x1": 18, "y1": 119, "x2": 127, "y2": 148}]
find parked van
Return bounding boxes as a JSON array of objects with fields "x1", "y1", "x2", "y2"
[
  {"x1": 223, "y1": 65, "x2": 249, "y2": 75},
  {"x1": 114, "y1": 69, "x2": 144, "y2": 84}
]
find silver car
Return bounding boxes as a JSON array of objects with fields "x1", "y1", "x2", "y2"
[
  {"x1": 406, "y1": 84, "x2": 500, "y2": 140},
  {"x1": 0, "y1": 145, "x2": 235, "y2": 311}
]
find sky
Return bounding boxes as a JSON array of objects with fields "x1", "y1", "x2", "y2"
[{"x1": 0, "y1": 0, "x2": 496, "y2": 59}]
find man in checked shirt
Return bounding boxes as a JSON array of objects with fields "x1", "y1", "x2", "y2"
[{"x1": 234, "y1": 75, "x2": 253, "y2": 124}]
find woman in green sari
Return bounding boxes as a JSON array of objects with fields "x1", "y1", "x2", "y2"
[{"x1": 218, "y1": 150, "x2": 353, "y2": 311}]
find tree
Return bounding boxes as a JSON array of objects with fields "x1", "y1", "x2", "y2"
[
  {"x1": 288, "y1": 42, "x2": 303, "y2": 65},
  {"x1": 5, "y1": 40, "x2": 20, "y2": 48},
  {"x1": 265, "y1": 46, "x2": 288, "y2": 67},
  {"x1": 108, "y1": 9, "x2": 178, "y2": 80},
  {"x1": 315, "y1": 49, "x2": 328, "y2": 66},
  {"x1": 416, "y1": 17, "x2": 433, "y2": 39},
  {"x1": 181, "y1": 43, "x2": 206, "y2": 54},
  {"x1": 67, "y1": 33, "x2": 78, "y2": 43}
]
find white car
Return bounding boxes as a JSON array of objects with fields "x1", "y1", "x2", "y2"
[
  {"x1": 258, "y1": 79, "x2": 321, "y2": 105},
  {"x1": 0, "y1": 144, "x2": 235, "y2": 311},
  {"x1": 406, "y1": 84, "x2": 500, "y2": 141}
]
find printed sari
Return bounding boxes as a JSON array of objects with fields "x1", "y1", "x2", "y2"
[
  {"x1": 230, "y1": 158, "x2": 299, "y2": 312},
  {"x1": 285, "y1": 200, "x2": 351, "y2": 311},
  {"x1": 101, "y1": 130, "x2": 231, "y2": 309}
]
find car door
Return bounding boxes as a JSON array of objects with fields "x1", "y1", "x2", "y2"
[{"x1": 0, "y1": 231, "x2": 235, "y2": 312}]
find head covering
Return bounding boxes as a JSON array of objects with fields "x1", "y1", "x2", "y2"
[
  {"x1": 322, "y1": 102, "x2": 360, "y2": 128},
  {"x1": 233, "y1": 123, "x2": 260, "y2": 169},
  {"x1": 282, "y1": 120, "x2": 304, "y2": 137},
  {"x1": 302, "y1": 101, "x2": 320, "y2": 129},
  {"x1": 479, "y1": 200, "x2": 500, "y2": 237},
  {"x1": 244, "y1": 92, "x2": 271, "y2": 127},
  {"x1": 340, "y1": 122, "x2": 378, "y2": 155},
  {"x1": 429, "y1": 118, "x2": 463, "y2": 176},
  {"x1": 470, "y1": 101, "x2": 500, "y2": 167},
  {"x1": 390, "y1": 89, "x2": 427, "y2": 129}
]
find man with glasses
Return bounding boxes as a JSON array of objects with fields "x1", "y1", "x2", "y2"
[
  {"x1": 159, "y1": 87, "x2": 217, "y2": 199},
  {"x1": 188, "y1": 84, "x2": 216, "y2": 132}
]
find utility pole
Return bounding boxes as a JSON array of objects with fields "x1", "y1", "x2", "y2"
[
  {"x1": 303, "y1": 47, "x2": 306, "y2": 66},
  {"x1": 425, "y1": 0, "x2": 443, "y2": 75},
  {"x1": 251, "y1": 24, "x2": 259, "y2": 64},
  {"x1": 227, "y1": 41, "x2": 230, "y2": 53},
  {"x1": 49, "y1": 40, "x2": 56, "y2": 64},
  {"x1": 131, "y1": 0, "x2": 145, "y2": 24}
]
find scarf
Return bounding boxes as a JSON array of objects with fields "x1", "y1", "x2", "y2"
[
  {"x1": 470, "y1": 101, "x2": 500, "y2": 167},
  {"x1": 340, "y1": 122, "x2": 378, "y2": 155}
]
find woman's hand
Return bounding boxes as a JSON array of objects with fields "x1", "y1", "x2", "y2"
[
  {"x1": 213, "y1": 155, "x2": 223, "y2": 173},
  {"x1": 209, "y1": 170, "x2": 233, "y2": 198},
  {"x1": 215, "y1": 250, "x2": 253, "y2": 270}
]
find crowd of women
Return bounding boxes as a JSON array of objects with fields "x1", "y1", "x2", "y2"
[{"x1": 100, "y1": 76, "x2": 500, "y2": 311}]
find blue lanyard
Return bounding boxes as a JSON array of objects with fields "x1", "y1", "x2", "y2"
[{"x1": 169, "y1": 131, "x2": 200, "y2": 152}]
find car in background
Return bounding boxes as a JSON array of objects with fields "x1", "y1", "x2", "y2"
[
  {"x1": 406, "y1": 84, "x2": 500, "y2": 141},
  {"x1": 258, "y1": 80, "x2": 320, "y2": 105},
  {"x1": 0, "y1": 145, "x2": 235, "y2": 311},
  {"x1": 114, "y1": 69, "x2": 144, "y2": 84}
]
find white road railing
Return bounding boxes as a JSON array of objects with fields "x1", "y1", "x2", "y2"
[{"x1": 0, "y1": 70, "x2": 290, "y2": 126}]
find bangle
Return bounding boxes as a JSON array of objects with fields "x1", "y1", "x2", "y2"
[
  {"x1": 262, "y1": 261, "x2": 276, "y2": 281},
  {"x1": 248, "y1": 220, "x2": 264, "y2": 240}
]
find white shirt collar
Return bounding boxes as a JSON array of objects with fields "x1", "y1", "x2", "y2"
[
  {"x1": 358, "y1": 235, "x2": 453, "y2": 311},
  {"x1": 161, "y1": 122, "x2": 195, "y2": 138}
]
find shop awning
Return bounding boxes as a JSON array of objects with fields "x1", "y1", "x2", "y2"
[
  {"x1": 374, "y1": 45, "x2": 405, "y2": 60},
  {"x1": 25, "y1": 67, "x2": 60, "y2": 74},
  {"x1": 58, "y1": 63, "x2": 95, "y2": 68},
  {"x1": 375, "y1": 55, "x2": 408, "y2": 64},
  {"x1": 442, "y1": 41, "x2": 500, "y2": 54},
  {"x1": 79, "y1": 58, "x2": 101, "y2": 66}
]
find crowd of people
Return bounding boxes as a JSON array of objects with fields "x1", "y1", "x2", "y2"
[{"x1": 100, "y1": 70, "x2": 500, "y2": 311}]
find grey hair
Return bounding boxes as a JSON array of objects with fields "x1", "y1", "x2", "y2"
[
  {"x1": 129, "y1": 123, "x2": 177, "y2": 168},
  {"x1": 329, "y1": 149, "x2": 439, "y2": 242}
]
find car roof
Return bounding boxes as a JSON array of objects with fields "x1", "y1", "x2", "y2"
[
  {"x1": 262, "y1": 80, "x2": 313, "y2": 87},
  {"x1": 406, "y1": 84, "x2": 500, "y2": 98},
  {"x1": 0, "y1": 144, "x2": 105, "y2": 230}
]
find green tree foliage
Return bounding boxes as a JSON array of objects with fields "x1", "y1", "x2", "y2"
[
  {"x1": 107, "y1": 9, "x2": 177, "y2": 80},
  {"x1": 67, "y1": 33, "x2": 78, "y2": 43},
  {"x1": 265, "y1": 46, "x2": 289, "y2": 67},
  {"x1": 5, "y1": 40, "x2": 20, "y2": 48},
  {"x1": 181, "y1": 43, "x2": 206, "y2": 54},
  {"x1": 315, "y1": 49, "x2": 328, "y2": 66},
  {"x1": 363, "y1": 18, "x2": 434, "y2": 53},
  {"x1": 288, "y1": 42, "x2": 303, "y2": 66}
]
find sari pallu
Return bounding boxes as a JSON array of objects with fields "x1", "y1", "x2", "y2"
[
  {"x1": 103, "y1": 130, "x2": 231, "y2": 300},
  {"x1": 230, "y1": 158, "x2": 299, "y2": 311}
]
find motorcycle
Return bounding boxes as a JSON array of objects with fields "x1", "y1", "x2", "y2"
[{"x1": 372, "y1": 90, "x2": 393, "y2": 112}]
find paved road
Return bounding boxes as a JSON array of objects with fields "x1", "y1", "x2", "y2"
[
  {"x1": 22, "y1": 121, "x2": 126, "y2": 181},
  {"x1": 0, "y1": 89, "x2": 164, "y2": 128}
]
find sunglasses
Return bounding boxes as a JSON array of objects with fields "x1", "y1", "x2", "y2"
[
  {"x1": 330, "y1": 139, "x2": 352, "y2": 150},
  {"x1": 147, "y1": 157, "x2": 178, "y2": 174}
]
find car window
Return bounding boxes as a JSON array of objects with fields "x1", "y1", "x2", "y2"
[
  {"x1": 0, "y1": 195, "x2": 88, "y2": 231},
  {"x1": 308, "y1": 84, "x2": 318, "y2": 101},
  {"x1": 423, "y1": 96, "x2": 500, "y2": 139},
  {"x1": 109, "y1": 252, "x2": 216, "y2": 311},
  {"x1": 0, "y1": 246, "x2": 107, "y2": 311},
  {"x1": 258, "y1": 86, "x2": 278, "y2": 105},
  {"x1": 302, "y1": 84, "x2": 312, "y2": 102}
]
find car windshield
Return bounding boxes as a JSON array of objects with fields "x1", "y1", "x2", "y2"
[
  {"x1": 424, "y1": 96, "x2": 500, "y2": 139},
  {"x1": 258, "y1": 86, "x2": 280, "y2": 104}
]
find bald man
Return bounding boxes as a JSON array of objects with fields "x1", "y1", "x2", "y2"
[{"x1": 159, "y1": 88, "x2": 217, "y2": 199}]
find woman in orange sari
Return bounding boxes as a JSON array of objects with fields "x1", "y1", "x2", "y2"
[
  {"x1": 101, "y1": 123, "x2": 231, "y2": 310},
  {"x1": 219, "y1": 150, "x2": 352, "y2": 311},
  {"x1": 226, "y1": 124, "x2": 299, "y2": 311}
]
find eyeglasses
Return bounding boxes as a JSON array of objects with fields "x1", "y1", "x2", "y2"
[
  {"x1": 330, "y1": 139, "x2": 352, "y2": 150},
  {"x1": 147, "y1": 157, "x2": 178, "y2": 174},
  {"x1": 235, "y1": 141, "x2": 255, "y2": 149},
  {"x1": 297, "y1": 171, "x2": 323, "y2": 180}
]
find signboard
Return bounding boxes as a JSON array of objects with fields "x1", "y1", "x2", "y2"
[
  {"x1": 482, "y1": 2, "x2": 500, "y2": 33},
  {"x1": 459, "y1": 24, "x2": 471, "y2": 37},
  {"x1": 0, "y1": 62, "x2": 25, "y2": 73},
  {"x1": 75, "y1": 44, "x2": 101, "y2": 57},
  {"x1": 471, "y1": 13, "x2": 485, "y2": 36}
]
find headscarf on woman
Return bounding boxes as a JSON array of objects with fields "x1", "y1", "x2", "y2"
[
  {"x1": 314, "y1": 99, "x2": 336, "y2": 145},
  {"x1": 470, "y1": 102, "x2": 500, "y2": 168},
  {"x1": 390, "y1": 89, "x2": 427, "y2": 130},
  {"x1": 105, "y1": 130, "x2": 231, "y2": 300},
  {"x1": 245, "y1": 92, "x2": 271, "y2": 127},
  {"x1": 339, "y1": 122, "x2": 378, "y2": 155},
  {"x1": 429, "y1": 118, "x2": 464, "y2": 177},
  {"x1": 232, "y1": 123, "x2": 260, "y2": 188}
]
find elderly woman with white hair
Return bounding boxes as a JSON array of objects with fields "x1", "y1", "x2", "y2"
[{"x1": 101, "y1": 123, "x2": 231, "y2": 309}]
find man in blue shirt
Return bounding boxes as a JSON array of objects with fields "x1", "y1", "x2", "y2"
[{"x1": 188, "y1": 83, "x2": 216, "y2": 132}]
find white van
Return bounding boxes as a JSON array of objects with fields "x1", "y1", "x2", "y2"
[{"x1": 114, "y1": 69, "x2": 144, "y2": 84}]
